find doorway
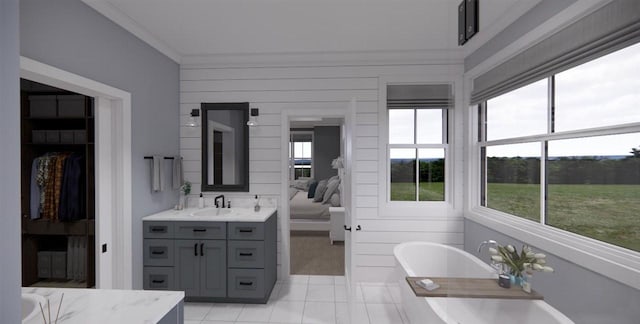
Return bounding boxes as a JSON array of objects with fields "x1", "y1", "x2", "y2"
[
  {"x1": 280, "y1": 103, "x2": 358, "y2": 287},
  {"x1": 288, "y1": 118, "x2": 345, "y2": 275},
  {"x1": 20, "y1": 57, "x2": 133, "y2": 289}
]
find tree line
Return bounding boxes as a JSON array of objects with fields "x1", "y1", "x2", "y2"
[
  {"x1": 487, "y1": 156, "x2": 640, "y2": 185},
  {"x1": 391, "y1": 159, "x2": 445, "y2": 183}
]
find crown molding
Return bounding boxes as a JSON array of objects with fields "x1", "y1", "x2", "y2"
[
  {"x1": 180, "y1": 49, "x2": 465, "y2": 68},
  {"x1": 81, "y1": 0, "x2": 181, "y2": 63}
]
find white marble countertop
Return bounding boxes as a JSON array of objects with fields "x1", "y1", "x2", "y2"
[
  {"x1": 21, "y1": 287, "x2": 184, "y2": 324},
  {"x1": 142, "y1": 207, "x2": 276, "y2": 222}
]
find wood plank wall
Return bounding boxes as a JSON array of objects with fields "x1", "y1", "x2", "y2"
[{"x1": 180, "y1": 63, "x2": 464, "y2": 282}]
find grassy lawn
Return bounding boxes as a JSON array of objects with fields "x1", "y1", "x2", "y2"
[
  {"x1": 391, "y1": 182, "x2": 444, "y2": 201},
  {"x1": 487, "y1": 183, "x2": 640, "y2": 252}
]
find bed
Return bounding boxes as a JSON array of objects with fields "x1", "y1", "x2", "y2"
[{"x1": 289, "y1": 189, "x2": 331, "y2": 231}]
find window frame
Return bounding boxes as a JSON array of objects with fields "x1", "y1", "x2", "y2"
[
  {"x1": 388, "y1": 108, "x2": 449, "y2": 202},
  {"x1": 377, "y1": 74, "x2": 464, "y2": 219},
  {"x1": 468, "y1": 47, "x2": 640, "y2": 289},
  {"x1": 289, "y1": 131, "x2": 314, "y2": 180}
]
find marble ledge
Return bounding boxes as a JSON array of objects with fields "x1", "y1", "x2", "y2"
[
  {"x1": 142, "y1": 206, "x2": 277, "y2": 222},
  {"x1": 22, "y1": 287, "x2": 184, "y2": 324}
]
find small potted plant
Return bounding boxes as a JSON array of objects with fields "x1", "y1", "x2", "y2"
[
  {"x1": 489, "y1": 244, "x2": 553, "y2": 287},
  {"x1": 178, "y1": 181, "x2": 191, "y2": 209}
]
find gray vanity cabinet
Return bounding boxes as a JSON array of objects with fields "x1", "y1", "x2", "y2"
[
  {"x1": 174, "y1": 239, "x2": 226, "y2": 297},
  {"x1": 142, "y1": 211, "x2": 276, "y2": 303}
]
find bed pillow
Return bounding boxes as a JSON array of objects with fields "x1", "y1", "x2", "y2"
[
  {"x1": 313, "y1": 180, "x2": 328, "y2": 202},
  {"x1": 330, "y1": 193, "x2": 341, "y2": 207},
  {"x1": 307, "y1": 180, "x2": 319, "y2": 198},
  {"x1": 322, "y1": 178, "x2": 340, "y2": 204}
]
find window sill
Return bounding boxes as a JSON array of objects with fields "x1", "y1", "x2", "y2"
[{"x1": 466, "y1": 206, "x2": 640, "y2": 290}]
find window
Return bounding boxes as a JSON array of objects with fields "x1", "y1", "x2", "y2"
[
  {"x1": 478, "y1": 42, "x2": 640, "y2": 252},
  {"x1": 389, "y1": 108, "x2": 447, "y2": 201},
  {"x1": 289, "y1": 132, "x2": 312, "y2": 180}
]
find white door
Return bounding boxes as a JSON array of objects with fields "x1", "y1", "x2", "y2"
[{"x1": 343, "y1": 99, "x2": 360, "y2": 320}]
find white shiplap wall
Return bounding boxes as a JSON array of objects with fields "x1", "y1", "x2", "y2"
[{"x1": 180, "y1": 63, "x2": 464, "y2": 282}]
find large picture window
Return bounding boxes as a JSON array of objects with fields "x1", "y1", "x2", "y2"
[{"x1": 478, "y1": 42, "x2": 640, "y2": 252}]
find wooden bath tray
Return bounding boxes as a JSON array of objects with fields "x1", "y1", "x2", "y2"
[{"x1": 406, "y1": 277, "x2": 543, "y2": 300}]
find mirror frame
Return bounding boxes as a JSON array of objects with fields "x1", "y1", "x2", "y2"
[{"x1": 200, "y1": 102, "x2": 250, "y2": 192}]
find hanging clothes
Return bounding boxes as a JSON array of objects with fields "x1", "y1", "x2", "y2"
[
  {"x1": 32, "y1": 152, "x2": 84, "y2": 222},
  {"x1": 59, "y1": 153, "x2": 85, "y2": 221},
  {"x1": 30, "y1": 157, "x2": 41, "y2": 219}
]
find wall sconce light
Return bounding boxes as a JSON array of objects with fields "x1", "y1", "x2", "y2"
[
  {"x1": 185, "y1": 109, "x2": 200, "y2": 127},
  {"x1": 247, "y1": 108, "x2": 259, "y2": 127}
]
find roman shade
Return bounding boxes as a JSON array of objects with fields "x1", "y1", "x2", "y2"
[
  {"x1": 387, "y1": 84, "x2": 452, "y2": 109},
  {"x1": 471, "y1": 0, "x2": 640, "y2": 104}
]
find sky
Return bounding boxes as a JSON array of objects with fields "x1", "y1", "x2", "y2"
[
  {"x1": 388, "y1": 42, "x2": 640, "y2": 159},
  {"x1": 486, "y1": 42, "x2": 640, "y2": 157}
]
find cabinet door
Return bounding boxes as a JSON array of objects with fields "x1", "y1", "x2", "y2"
[
  {"x1": 174, "y1": 239, "x2": 200, "y2": 297},
  {"x1": 200, "y1": 240, "x2": 226, "y2": 297}
]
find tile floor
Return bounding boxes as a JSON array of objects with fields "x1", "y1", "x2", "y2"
[{"x1": 184, "y1": 275, "x2": 409, "y2": 324}]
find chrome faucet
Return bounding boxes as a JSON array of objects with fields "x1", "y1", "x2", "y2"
[
  {"x1": 477, "y1": 239, "x2": 498, "y2": 253},
  {"x1": 477, "y1": 240, "x2": 502, "y2": 273},
  {"x1": 214, "y1": 195, "x2": 225, "y2": 208}
]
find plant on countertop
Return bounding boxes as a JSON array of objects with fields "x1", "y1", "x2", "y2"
[
  {"x1": 180, "y1": 181, "x2": 191, "y2": 195},
  {"x1": 489, "y1": 244, "x2": 554, "y2": 277}
]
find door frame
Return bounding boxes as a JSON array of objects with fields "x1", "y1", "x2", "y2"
[
  {"x1": 279, "y1": 104, "x2": 357, "y2": 281},
  {"x1": 20, "y1": 57, "x2": 133, "y2": 289}
]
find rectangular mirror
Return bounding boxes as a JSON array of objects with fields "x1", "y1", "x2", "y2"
[{"x1": 201, "y1": 102, "x2": 249, "y2": 192}]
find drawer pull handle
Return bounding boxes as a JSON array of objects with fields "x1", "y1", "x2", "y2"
[
  {"x1": 200, "y1": 243, "x2": 204, "y2": 256},
  {"x1": 239, "y1": 252, "x2": 253, "y2": 257},
  {"x1": 238, "y1": 229, "x2": 253, "y2": 233},
  {"x1": 150, "y1": 227, "x2": 166, "y2": 233},
  {"x1": 151, "y1": 251, "x2": 165, "y2": 255},
  {"x1": 193, "y1": 228, "x2": 207, "y2": 232},
  {"x1": 151, "y1": 280, "x2": 165, "y2": 284},
  {"x1": 239, "y1": 281, "x2": 254, "y2": 286},
  {"x1": 194, "y1": 243, "x2": 198, "y2": 256}
]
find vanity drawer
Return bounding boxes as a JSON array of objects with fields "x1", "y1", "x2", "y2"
[
  {"x1": 227, "y1": 269, "x2": 265, "y2": 299},
  {"x1": 143, "y1": 221, "x2": 174, "y2": 239},
  {"x1": 228, "y1": 241, "x2": 264, "y2": 269},
  {"x1": 143, "y1": 267, "x2": 174, "y2": 290},
  {"x1": 228, "y1": 222, "x2": 264, "y2": 240},
  {"x1": 143, "y1": 239, "x2": 174, "y2": 267},
  {"x1": 174, "y1": 221, "x2": 226, "y2": 240}
]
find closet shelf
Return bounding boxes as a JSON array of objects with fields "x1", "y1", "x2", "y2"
[
  {"x1": 25, "y1": 142, "x2": 94, "y2": 146},
  {"x1": 26, "y1": 116, "x2": 94, "y2": 120},
  {"x1": 22, "y1": 218, "x2": 94, "y2": 236}
]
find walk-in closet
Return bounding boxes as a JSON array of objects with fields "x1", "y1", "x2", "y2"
[{"x1": 20, "y1": 79, "x2": 95, "y2": 288}]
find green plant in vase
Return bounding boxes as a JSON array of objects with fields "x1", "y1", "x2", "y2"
[
  {"x1": 178, "y1": 181, "x2": 191, "y2": 209},
  {"x1": 180, "y1": 181, "x2": 192, "y2": 195}
]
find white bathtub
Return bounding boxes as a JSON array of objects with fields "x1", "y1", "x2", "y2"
[{"x1": 394, "y1": 242, "x2": 574, "y2": 324}]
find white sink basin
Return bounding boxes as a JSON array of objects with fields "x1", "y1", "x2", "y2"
[
  {"x1": 191, "y1": 208, "x2": 233, "y2": 217},
  {"x1": 22, "y1": 293, "x2": 46, "y2": 323}
]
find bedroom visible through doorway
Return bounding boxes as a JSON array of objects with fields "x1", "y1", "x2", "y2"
[{"x1": 288, "y1": 117, "x2": 345, "y2": 275}]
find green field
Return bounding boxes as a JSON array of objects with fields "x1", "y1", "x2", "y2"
[
  {"x1": 390, "y1": 182, "x2": 639, "y2": 252},
  {"x1": 487, "y1": 183, "x2": 639, "y2": 252},
  {"x1": 391, "y1": 182, "x2": 444, "y2": 201}
]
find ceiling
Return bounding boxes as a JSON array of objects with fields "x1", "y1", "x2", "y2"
[{"x1": 83, "y1": 0, "x2": 528, "y2": 64}]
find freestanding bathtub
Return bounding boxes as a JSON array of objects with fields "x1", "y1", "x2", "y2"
[{"x1": 394, "y1": 242, "x2": 574, "y2": 324}]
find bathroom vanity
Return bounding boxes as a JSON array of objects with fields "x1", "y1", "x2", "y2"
[{"x1": 142, "y1": 207, "x2": 277, "y2": 303}]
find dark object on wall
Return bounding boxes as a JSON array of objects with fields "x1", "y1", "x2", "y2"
[
  {"x1": 201, "y1": 102, "x2": 250, "y2": 192},
  {"x1": 458, "y1": 0, "x2": 479, "y2": 46},
  {"x1": 458, "y1": 1, "x2": 467, "y2": 45}
]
